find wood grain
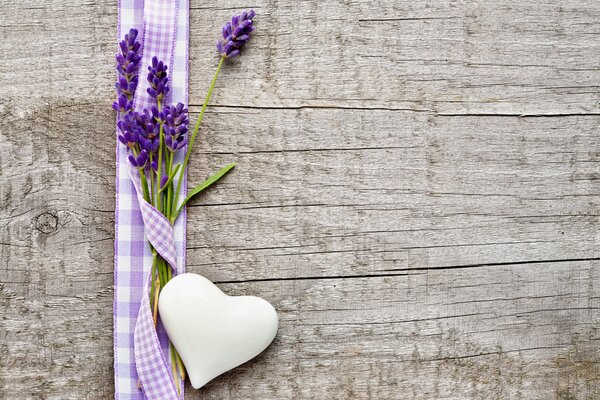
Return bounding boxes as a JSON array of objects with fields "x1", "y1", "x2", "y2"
[{"x1": 0, "y1": 0, "x2": 598, "y2": 399}]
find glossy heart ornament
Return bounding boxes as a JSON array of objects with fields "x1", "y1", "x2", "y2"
[{"x1": 158, "y1": 273, "x2": 278, "y2": 389}]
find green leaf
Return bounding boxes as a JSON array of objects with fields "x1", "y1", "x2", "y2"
[
  {"x1": 172, "y1": 162, "x2": 236, "y2": 222},
  {"x1": 158, "y1": 164, "x2": 181, "y2": 193}
]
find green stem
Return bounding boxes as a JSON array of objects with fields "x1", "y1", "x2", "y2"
[
  {"x1": 149, "y1": 154, "x2": 155, "y2": 205},
  {"x1": 159, "y1": 258, "x2": 168, "y2": 290},
  {"x1": 165, "y1": 152, "x2": 174, "y2": 219},
  {"x1": 159, "y1": 164, "x2": 180, "y2": 194},
  {"x1": 139, "y1": 171, "x2": 150, "y2": 203},
  {"x1": 169, "y1": 343, "x2": 181, "y2": 394},
  {"x1": 132, "y1": 147, "x2": 150, "y2": 202},
  {"x1": 174, "y1": 348, "x2": 186, "y2": 380},
  {"x1": 157, "y1": 259, "x2": 163, "y2": 290},
  {"x1": 156, "y1": 124, "x2": 164, "y2": 213},
  {"x1": 155, "y1": 98, "x2": 164, "y2": 212},
  {"x1": 172, "y1": 56, "x2": 225, "y2": 218},
  {"x1": 149, "y1": 253, "x2": 157, "y2": 310},
  {"x1": 149, "y1": 246, "x2": 158, "y2": 314}
]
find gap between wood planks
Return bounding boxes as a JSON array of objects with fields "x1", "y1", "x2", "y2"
[
  {"x1": 211, "y1": 257, "x2": 600, "y2": 284},
  {"x1": 190, "y1": 103, "x2": 600, "y2": 118}
]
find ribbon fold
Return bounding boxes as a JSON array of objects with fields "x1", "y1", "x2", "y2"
[{"x1": 131, "y1": 168, "x2": 180, "y2": 400}]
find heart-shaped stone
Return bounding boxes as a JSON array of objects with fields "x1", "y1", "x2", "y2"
[{"x1": 158, "y1": 273, "x2": 278, "y2": 389}]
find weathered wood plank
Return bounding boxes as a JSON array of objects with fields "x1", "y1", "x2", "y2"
[
  {"x1": 0, "y1": 0, "x2": 598, "y2": 399},
  {"x1": 187, "y1": 0, "x2": 600, "y2": 114},
  {"x1": 185, "y1": 109, "x2": 599, "y2": 282},
  {"x1": 192, "y1": 261, "x2": 599, "y2": 399}
]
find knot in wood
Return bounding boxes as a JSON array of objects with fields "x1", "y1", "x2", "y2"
[{"x1": 35, "y1": 212, "x2": 58, "y2": 234}]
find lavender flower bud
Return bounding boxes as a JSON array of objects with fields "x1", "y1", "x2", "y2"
[
  {"x1": 136, "y1": 109, "x2": 160, "y2": 154},
  {"x1": 217, "y1": 10, "x2": 256, "y2": 58},
  {"x1": 113, "y1": 94, "x2": 133, "y2": 113},
  {"x1": 162, "y1": 102, "x2": 189, "y2": 152},
  {"x1": 128, "y1": 150, "x2": 149, "y2": 169},
  {"x1": 117, "y1": 112, "x2": 141, "y2": 148},
  {"x1": 160, "y1": 175, "x2": 169, "y2": 189},
  {"x1": 115, "y1": 28, "x2": 142, "y2": 100},
  {"x1": 147, "y1": 56, "x2": 170, "y2": 103}
]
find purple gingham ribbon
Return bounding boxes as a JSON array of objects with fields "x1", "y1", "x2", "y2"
[
  {"x1": 130, "y1": 168, "x2": 179, "y2": 399},
  {"x1": 129, "y1": 170, "x2": 177, "y2": 268},
  {"x1": 114, "y1": 0, "x2": 189, "y2": 399},
  {"x1": 133, "y1": 0, "x2": 179, "y2": 112}
]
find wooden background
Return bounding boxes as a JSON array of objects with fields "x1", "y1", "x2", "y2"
[{"x1": 1, "y1": 0, "x2": 599, "y2": 399}]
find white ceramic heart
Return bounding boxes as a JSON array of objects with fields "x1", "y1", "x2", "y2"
[{"x1": 158, "y1": 273, "x2": 278, "y2": 389}]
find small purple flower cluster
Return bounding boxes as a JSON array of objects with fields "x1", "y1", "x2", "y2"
[
  {"x1": 117, "y1": 109, "x2": 158, "y2": 168},
  {"x1": 217, "y1": 10, "x2": 256, "y2": 58},
  {"x1": 163, "y1": 103, "x2": 189, "y2": 152},
  {"x1": 114, "y1": 30, "x2": 189, "y2": 171},
  {"x1": 147, "y1": 56, "x2": 170, "y2": 102},
  {"x1": 113, "y1": 29, "x2": 142, "y2": 113}
]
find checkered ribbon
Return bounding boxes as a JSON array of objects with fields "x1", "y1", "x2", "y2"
[
  {"x1": 114, "y1": 0, "x2": 189, "y2": 399},
  {"x1": 133, "y1": 0, "x2": 180, "y2": 112},
  {"x1": 130, "y1": 169, "x2": 180, "y2": 399}
]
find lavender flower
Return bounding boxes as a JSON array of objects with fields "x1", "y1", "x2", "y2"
[
  {"x1": 113, "y1": 28, "x2": 142, "y2": 112},
  {"x1": 147, "y1": 56, "x2": 170, "y2": 102},
  {"x1": 217, "y1": 10, "x2": 256, "y2": 58},
  {"x1": 117, "y1": 112, "x2": 140, "y2": 148},
  {"x1": 163, "y1": 103, "x2": 189, "y2": 151},
  {"x1": 136, "y1": 108, "x2": 160, "y2": 155},
  {"x1": 129, "y1": 150, "x2": 149, "y2": 169}
]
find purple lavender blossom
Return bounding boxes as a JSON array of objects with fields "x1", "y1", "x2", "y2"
[
  {"x1": 113, "y1": 28, "x2": 142, "y2": 113},
  {"x1": 217, "y1": 10, "x2": 256, "y2": 58},
  {"x1": 128, "y1": 150, "x2": 149, "y2": 169},
  {"x1": 113, "y1": 93, "x2": 133, "y2": 114},
  {"x1": 116, "y1": 108, "x2": 161, "y2": 170},
  {"x1": 163, "y1": 103, "x2": 189, "y2": 151},
  {"x1": 117, "y1": 112, "x2": 141, "y2": 148},
  {"x1": 136, "y1": 108, "x2": 160, "y2": 154},
  {"x1": 147, "y1": 56, "x2": 170, "y2": 102},
  {"x1": 160, "y1": 174, "x2": 169, "y2": 190},
  {"x1": 114, "y1": 36, "x2": 191, "y2": 170}
]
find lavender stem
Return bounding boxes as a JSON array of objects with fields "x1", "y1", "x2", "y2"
[{"x1": 172, "y1": 55, "x2": 225, "y2": 222}]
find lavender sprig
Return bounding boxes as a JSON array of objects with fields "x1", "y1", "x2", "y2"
[
  {"x1": 164, "y1": 103, "x2": 189, "y2": 152},
  {"x1": 217, "y1": 10, "x2": 256, "y2": 58},
  {"x1": 137, "y1": 109, "x2": 161, "y2": 155},
  {"x1": 116, "y1": 112, "x2": 140, "y2": 148},
  {"x1": 113, "y1": 28, "x2": 142, "y2": 113},
  {"x1": 147, "y1": 56, "x2": 170, "y2": 103},
  {"x1": 171, "y1": 11, "x2": 255, "y2": 220}
]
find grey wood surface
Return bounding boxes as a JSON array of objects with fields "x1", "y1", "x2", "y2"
[{"x1": 1, "y1": 0, "x2": 599, "y2": 399}]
